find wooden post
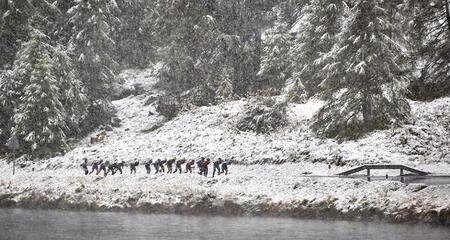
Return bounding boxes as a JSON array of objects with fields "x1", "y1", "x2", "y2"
[
  {"x1": 7, "y1": 135, "x2": 19, "y2": 176},
  {"x1": 12, "y1": 148, "x2": 16, "y2": 176},
  {"x1": 367, "y1": 168, "x2": 370, "y2": 181},
  {"x1": 400, "y1": 167, "x2": 404, "y2": 183}
]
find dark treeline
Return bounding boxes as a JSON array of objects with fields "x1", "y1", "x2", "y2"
[{"x1": 0, "y1": 0, "x2": 449, "y2": 156}]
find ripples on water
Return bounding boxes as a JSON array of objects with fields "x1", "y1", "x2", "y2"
[{"x1": 0, "y1": 208, "x2": 449, "y2": 240}]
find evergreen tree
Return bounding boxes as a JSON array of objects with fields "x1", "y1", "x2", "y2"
[
  {"x1": 407, "y1": 0, "x2": 450, "y2": 100},
  {"x1": 258, "y1": 13, "x2": 293, "y2": 94},
  {"x1": 0, "y1": 70, "x2": 18, "y2": 151},
  {"x1": 67, "y1": 0, "x2": 120, "y2": 100},
  {"x1": 0, "y1": 0, "x2": 61, "y2": 68},
  {"x1": 66, "y1": 0, "x2": 120, "y2": 131},
  {"x1": 153, "y1": 0, "x2": 220, "y2": 101},
  {"x1": 258, "y1": 0, "x2": 309, "y2": 97},
  {"x1": 215, "y1": 67, "x2": 235, "y2": 101},
  {"x1": 52, "y1": 45, "x2": 88, "y2": 136},
  {"x1": 215, "y1": 0, "x2": 273, "y2": 96},
  {"x1": 289, "y1": 0, "x2": 344, "y2": 97},
  {"x1": 153, "y1": 0, "x2": 279, "y2": 107},
  {"x1": 11, "y1": 26, "x2": 67, "y2": 152},
  {"x1": 313, "y1": 0, "x2": 410, "y2": 138},
  {"x1": 114, "y1": 0, "x2": 156, "y2": 68}
]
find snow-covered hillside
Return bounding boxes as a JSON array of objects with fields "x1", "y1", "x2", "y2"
[
  {"x1": 30, "y1": 69, "x2": 450, "y2": 169},
  {"x1": 1, "y1": 69, "x2": 450, "y2": 224}
]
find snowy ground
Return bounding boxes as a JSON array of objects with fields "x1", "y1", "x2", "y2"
[{"x1": 1, "y1": 68, "x2": 450, "y2": 224}]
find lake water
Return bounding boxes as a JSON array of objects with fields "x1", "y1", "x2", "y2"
[{"x1": 0, "y1": 208, "x2": 449, "y2": 240}]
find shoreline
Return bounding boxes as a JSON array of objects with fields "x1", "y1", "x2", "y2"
[
  {"x1": 1, "y1": 194, "x2": 449, "y2": 226},
  {"x1": 1, "y1": 159, "x2": 450, "y2": 227}
]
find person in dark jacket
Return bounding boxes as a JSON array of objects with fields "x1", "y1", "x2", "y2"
[
  {"x1": 145, "y1": 159, "x2": 152, "y2": 174},
  {"x1": 203, "y1": 158, "x2": 210, "y2": 177},
  {"x1": 158, "y1": 159, "x2": 166, "y2": 173},
  {"x1": 174, "y1": 159, "x2": 186, "y2": 174},
  {"x1": 80, "y1": 158, "x2": 88, "y2": 175},
  {"x1": 197, "y1": 158, "x2": 205, "y2": 175},
  {"x1": 98, "y1": 161, "x2": 110, "y2": 176},
  {"x1": 107, "y1": 162, "x2": 117, "y2": 175},
  {"x1": 185, "y1": 160, "x2": 195, "y2": 173},
  {"x1": 212, "y1": 158, "x2": 223, "y2": 178},
  {"x1": 130, "y1": 160, "x2": 139, "y2": 174},
  {"x1": 153, "y1": 159, "x2": 160, "y2": 173},
  {"x1": 89, "y1": 158, "x2": 102, "y2": 175},
  {"x1": 114, "y1": 161, "x2": 125, "y2": 174},
  {"x1": 221, "y1": 160, "x2": 229, "y2": 175},
  {"x1": 166, "y1": 158, "x2": 175, "y2": 173}
]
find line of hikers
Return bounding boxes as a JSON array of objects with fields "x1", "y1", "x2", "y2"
[{"x1": 80, "y1": 157, "x2": 229, "y2": 178}]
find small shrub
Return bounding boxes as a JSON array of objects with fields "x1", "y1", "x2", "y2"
[
  {"x1": 156, "y1": 96, "x2": 181, "y2": 120},
  {"x1": 236, "y1": 97, "x2": 288, "y2": 134}
]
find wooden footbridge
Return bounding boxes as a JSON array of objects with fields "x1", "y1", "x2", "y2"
[{"x1": 337, "y1": 164, "x2": 429, "y2": 177}]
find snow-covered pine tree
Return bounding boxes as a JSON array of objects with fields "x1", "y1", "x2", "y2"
[
  {"x1": 52, "y1": 45, "x2": 88, "y2": 136},
  {"x1": 153, "y1": 0, "x2": 221, "y2": 105},
  {"x1": 0, "y1": 0, "x2": 61, "y2": 68},
  {"x1": 258, "y1": 0, "x2": 310, "y2": 98},
  {"x1": 11, "y1": 26, "x2": 67, "y2": 153},
  {"x1": 284, "y1": 77, "x2": 307, "y2": 103},
  {"x1": 114, "y1": 0, "x2": 156, "y2": 68},
  {"x1": 258, "y1": 11, "x2": 293, "y2": 94},
  {"x1": 407, "y1": 0, "x2": 450, "y2": 100},
  {"x1": 313, "y1": 0, "x2": 411, "y2": 139},
  {"x1": 216, "y1": 67, "x2": 235, "y2": 101},
  {"x1": 289, "y1": 0, "x2": 344, "y2": 97},
  {"x1": 67, "y1": 0, "x2": 120, "y2": 100},
  {"x1": 66, "y1": 0, "x2": 120, "y2": 131},
  {"x1": 0, "y1": 70, "x2": 18, "y2": 150}
]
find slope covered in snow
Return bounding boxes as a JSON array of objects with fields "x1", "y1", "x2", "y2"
[
  {"x1": 1, "y1": 69, "x2": 450, "y2": 224},
  {"x1": 33, "y1": 69, "x2": 450, "y2": 169}
]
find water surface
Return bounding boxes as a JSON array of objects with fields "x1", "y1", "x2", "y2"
[{"x1": 0, "y1": 208, "x2": 449, "y2": 240}]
